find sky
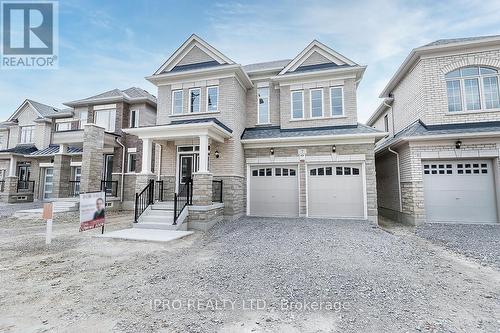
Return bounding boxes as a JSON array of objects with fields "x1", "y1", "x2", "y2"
[{"x1": 1, "y1": 0, "x2": 500, "y2": 122}]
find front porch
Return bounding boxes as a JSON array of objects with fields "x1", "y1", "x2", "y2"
[{"x1": 124, "y1": 119, "x2": 234, "y2": 231}]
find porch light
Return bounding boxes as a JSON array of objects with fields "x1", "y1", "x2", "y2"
[
  {"x1": 332, "y1": 145, "x2": 336, "y2": 153},
  {"x1": 215, "y1": 150, "x2": 220, "y2": 158},
  {"x1": 270, "y1": 148, "x2": 274, "y2": 156},
  {"x1": 455, "y1": 140, "x2": 462, "y2": 149}
]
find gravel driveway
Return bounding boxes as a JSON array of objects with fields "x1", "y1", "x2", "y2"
[
  {"x1": 0, "y1": 214, "x2": 498, "y2": 332},
  {"x1": 416, "y1": 223, "x2": 500, "y2": 269},
  {"x1": 0, "y1": 201, "x2": 42, "y2": 217}
]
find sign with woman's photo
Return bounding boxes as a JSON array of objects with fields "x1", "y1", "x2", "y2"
[{"x1": 79, "y1": 192, "x2": 106, "y2": 232}]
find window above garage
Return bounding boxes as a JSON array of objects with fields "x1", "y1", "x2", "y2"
[{"x1": 309, "y1": 166, "x2": 359, "y2": 176}]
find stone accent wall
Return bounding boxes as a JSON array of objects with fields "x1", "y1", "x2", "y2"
[
  {"x1": 188, "y1": 205, "x2": 224, "y2": 231},
  {"x1": 192, "y1": 172, "x2": 213, "y2": 206},
  {"x1": 0, "y1": 177, "x2": 17, "y2": 202},
  {"x1": 81, "y1": 125, "x2": 104, "y2": 193},
  {"x1": 52, "y1": 154, "x2": 71, "y2": 198},
  {"x1": 298, "y1": 162, "x2": 307, "y2": 217},
  {"x1": 213, "y1": 175, "x2": 245, "y2": 216}
]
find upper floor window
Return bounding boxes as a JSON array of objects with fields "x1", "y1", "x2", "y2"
[
  {"x1": 20, "y1": 126, "x2": 34, "y2": 144},
  {"x1": 79, "y1": 110, "x2": 88, "y2": 128},
  {"x1": 207, "y1": 86, "x2": 218, "y2": 112},
  {"x1": 127, "y1": 153, "x2": 137, "y2": 172},
  {"x1": 446, "y1": 66, "x2": 500, "y2": 112},
  {"x1": 94, "y1": 109, "x2": 116, "y2": 132},
  {"x1": 189, "y1": 88, "x2": 201, "y2": 113},
  {"x1": 291, "y1": 90, "x2": 304, "y2": 119},
  {"x1": 172, "y1": 90, "x2": 183, "y2": 115},
  {"x1": 129, "y1": 110, "x2": 139, "y2": 128},
  {"x1": 330, "y1": 87, "x2": 344, "y2": 116},
  {"x1": 258, "y1": 87, "x2": 269, "y2": 124},
  {"x1": 310, "y1": 89, "x2": 323, "y2": 118}
]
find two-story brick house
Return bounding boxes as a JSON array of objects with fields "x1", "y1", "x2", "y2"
[
  {"x1": 367, "y1": 35, "x2": 500, "y2": 225},
  {"x1": 0, "y1": 88, "x2": 157, "y2": 209},
  {"x1": 125, "y1": 35, "x2": 385, "y2": 230}
]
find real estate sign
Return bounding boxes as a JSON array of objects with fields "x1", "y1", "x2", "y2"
[{"x1": 79, "y1": 192, "x2": 106, "y2": 232}]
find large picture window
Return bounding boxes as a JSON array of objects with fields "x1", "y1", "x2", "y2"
[
  {"x1": 94, "y1": 109, "x2": 116, "y2": 132},
  {"x1": 20, "y1": 126, "x2": 34, "y2": 144},
  {"x1": 445, "y1": 66, "x2": 500, "y2": 112}
]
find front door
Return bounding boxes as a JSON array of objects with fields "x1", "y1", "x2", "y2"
[
  {"x1": 178, "y1": 154, "x2": 199, "y2": 189},
  {"x1": 17, "y1": 164, "x2": 31, "y2": 191},
  {"x1": 103, "y1": 155, "x2": 113, "y2": 194},
  {"x1": 43, "y1": 168, "x2": 54, "y2": 200},
  {"x1": 73, "y1": 166, "x2": 81, "y2": 195}
]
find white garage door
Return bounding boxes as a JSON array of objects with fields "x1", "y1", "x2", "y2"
[
  {"x1": 423, "y1": 160, "x2": 498, "y2": 223},
  {"x1": 307, "y1": 164, "x2": 365, "y2": 218},
  {"x1": 249, "y1": 165, "x2": 299, "y2": 217}
]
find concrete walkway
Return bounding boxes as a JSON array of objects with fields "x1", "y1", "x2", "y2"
[{"x1": 97, "y1": 228, "x2": 194, "y2": 243}]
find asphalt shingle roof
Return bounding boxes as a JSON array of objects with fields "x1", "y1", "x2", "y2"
[
  {"x1": 376, "y1": 120, "x2": 500, "y2": 151},
  {"x1": 241, "y1": 123, "x2": 381, "y2": 140},
  {"x1": 27, "y1": 100, "x2": 60, "y2": 117},
  {"x1": 66, "y1": 87, "x2": 157, "y2": 105},
  {"x1": 171, "y1": 60, "x2": 223, "y2": 72},
  {"x1": 423, "y1": 35, "x2": 500, "y2": 47},
  {"x1": 243, "y1": 59, "x2": 291, "y2": 73},
  {"x1": 169, "y1": 117, "x2": 233, "y2": 133},
  {"x1": 0, "y1": 145, "x2": 38, "y2": 155}
]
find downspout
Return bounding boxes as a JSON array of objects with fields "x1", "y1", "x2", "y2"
[
  {"x1": 383, "y1": 99, "x2": 395, "y2": 136},
  {"x1": 115, "y1": 137, "x2": 125, "y2": 203},
  {"x1": 157, "y1": 143, "x2": 162, "y2": 181},
  {"x1": 388, "y1": 147, "x2": 403, "y2": 212}
]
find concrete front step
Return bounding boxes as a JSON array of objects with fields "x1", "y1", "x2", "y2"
[
  {"x1": 133, "y1": 222, "x2": 178, "y2": 230},
  {"x1": 145, "y1": 209, "x2": 174, "y2": 217},
  {"x1": 151, "y1": 202, "x2": 174, "y2": 210},
  {"x1": 139, "y1": 215, "x2": 174, "y2": 224}
]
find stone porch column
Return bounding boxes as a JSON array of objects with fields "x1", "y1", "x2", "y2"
[
  {"x1": 80, "y1": 124, "x2": 104, "y2": 194},
  {"x1": 192, "y1": 172, "x2": 213, "y2": 206},
  {"x1": 52, "y1": 148, "x2": 71, "y2": 198}
]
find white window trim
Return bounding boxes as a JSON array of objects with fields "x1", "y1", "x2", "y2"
[
  {"x1": 257, "y1": 87, "x2": 271, "y2": 124},
  {"x1": 290, "y1": 90, "x2": 305, "y2": 120},
  {"x1": 309, "y1": 88, "x2": 324, "y2": 118},
  {"x1": 19, "y1": 126, "x2": 34, "y2": 144},
  {"x1": 445, "y1": 67, "x2": 500, "y2": 114},
  {"x1": 129, "y1": 109, "x2": 139, "y2": 128},
  {"x1": 127, "y1": 153, "x2": 137, "y2": 173},
  {"x1": 330, "y1": 86, "x2": 345, "y2": 117},
  {"x1": 206, "y1": 86, "x2": 219, "y2": 113},
  {"x1": 94, "y1": 109, "x2": 116, "y2": 132},
  {"x1": 188, "y1": 88, "x2": 201, "y2": 113},
  {"x1": 171, "y1": 89, "x2": 184, "y2": 115}
]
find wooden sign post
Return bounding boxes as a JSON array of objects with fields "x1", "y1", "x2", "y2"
[{"x1": 42, "y1": 203, "x2": 54, "y2": 245}]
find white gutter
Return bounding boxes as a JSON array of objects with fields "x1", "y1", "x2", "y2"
[
  {"x1": 241, "y1": 132, "x2": 388, "y2": 145},
  {"x1": 383, "y1": 99, "x2": 395, "y2": 136},
  {"x1": 116, "y1": 137, "x2": 126, "y2": 203},
  {"x1": 388, "y1": 147, "x2": 403, "y2": 212}
]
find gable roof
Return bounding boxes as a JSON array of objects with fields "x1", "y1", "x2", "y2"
[
  {"x1": 379, "y1": 34, "x2": 500, "y2": 98},
  {"x1": 243, "y1": 59, "x2": 292, "y2": 74},
  {"x1": 0, "y1": 144, "x2": 38, "y2": 155},
  {"x1": 64, "y1": 87, "x2": 157, "y2": 107},
  {"x1": 6, "y1": 99, "x2": 61, "y2": 122},
  {"x1": 278, "y1": 40, "x2": 358, "y2": 76},
  {"x1": 153, "y1": 34, "x2": 235, "y2": 75}
]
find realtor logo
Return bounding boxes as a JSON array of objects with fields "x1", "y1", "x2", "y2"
[{"x1": 1, "y1": 1, "x2": 58, "y2": 68}]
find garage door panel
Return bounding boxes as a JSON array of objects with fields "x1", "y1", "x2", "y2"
[
  {"x1": 308, "y1": 164, "x2": 364, "y2": 218},
  {"x1": 423, "y1": 160, "x2": 497, "y2": 223},
  {"x1": 249, "y1": 166, "x2": 299, "y2": 217}
]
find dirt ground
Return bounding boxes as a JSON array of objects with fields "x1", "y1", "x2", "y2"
[{"x1": 0, "y1": 213, "x2": 499, "y2": 333}]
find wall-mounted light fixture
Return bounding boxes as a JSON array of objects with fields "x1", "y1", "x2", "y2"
[
  {"x1": 332, "y1": 145, "x2": 336, "y2": 153},
  {"x1": 455, "y1": 140, "x2": 462, "y2": 149},
  {"x1": 270, "y1": 148, "x2": 275, "y2": 156},
  {"x1": 215, "y1": 150, "x2": 220, "y2": 158}
]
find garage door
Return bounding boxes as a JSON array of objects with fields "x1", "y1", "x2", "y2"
[
  {"x1": 249, "y1": 165, "x2": 299, "y2": 217},
  {"x1": 307, "y1": 164, "x2": 364, "y2": 218},
  {"x1": 423, "y1": 160, "x2": 497, "y2": 223}
]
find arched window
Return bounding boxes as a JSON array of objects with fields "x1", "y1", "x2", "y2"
[{"x1": 445, "y1": 66, "x2": 500, "y2": 112}]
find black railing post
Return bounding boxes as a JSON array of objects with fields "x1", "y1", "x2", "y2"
[
  {"x1": 220, "y1": 179, "x2": 223, "y2": 203},
  {"x1": 173, "y1": 193, "x2": 178, "y2": 225},
  {"x1": 134, "y1": 193, "x2": 139, "y2": 223}
]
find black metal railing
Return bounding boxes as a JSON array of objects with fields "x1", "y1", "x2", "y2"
[
  {"x1": 174, "y1": 178, "x2": 192, "y2": 225},
  {"x1": 155, "y1": 180, "x2": 164, "y2": 202},
  {"x1": 101, "y1": 180, "x2": 118, "y2": 197},
  {"x1": 69, "y1": 181, "x2": 80, "y2": 197},
  {"x1": 134, "y1": 179, "x2": 155, "y2": 223},
  {"x1": 17, "y1": 180, "x2": 35, "y2": 193},
  {"x1": 212, "y1": 180, "x2": 223, "y2": 203},
  {"x1": 0, "y1": 180, "x2": 4, "y2": 192}
]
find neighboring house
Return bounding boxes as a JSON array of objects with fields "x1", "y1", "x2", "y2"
[
  {"x1": 125, "y1": 34, "x2": 385, "y2": 230},
  {"x1": 0, "y1": 88, "x2": 157, "y2": 208},
  {"x1": 366, "y1": 35, "x2": 500, "y2": 225}
]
